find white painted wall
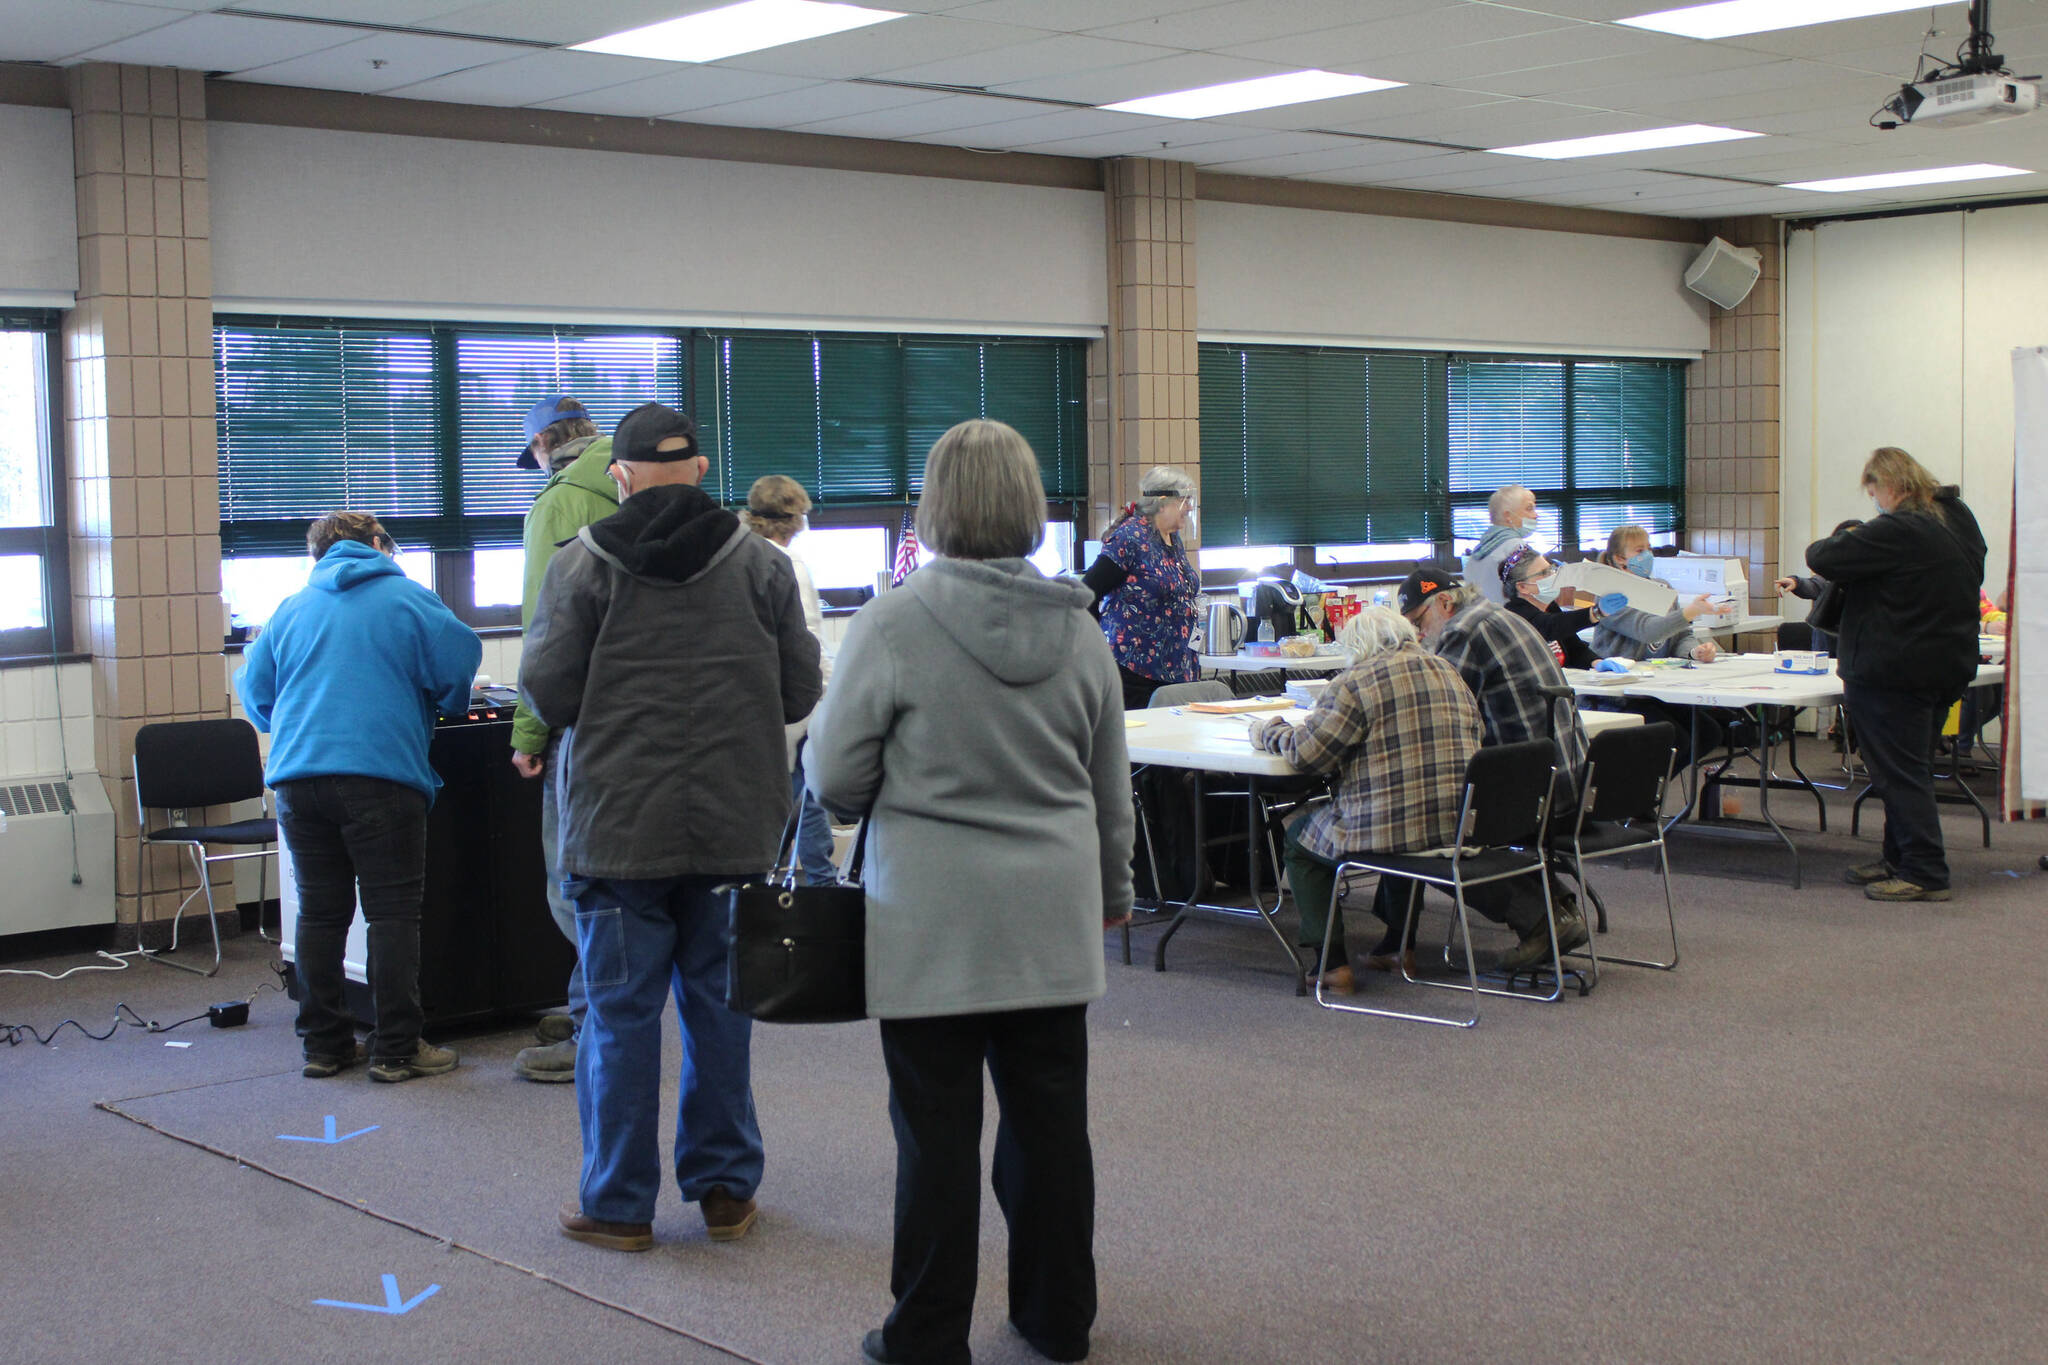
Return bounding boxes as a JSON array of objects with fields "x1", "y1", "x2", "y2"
[
  {"x1": 1782, "y1": 202, "x2": 2048, "y2": 594},
  {"x1": 208, "y1": 122, "x2": 1107, "y2": 334},
  {"x1": 0, "y1": 104, "x2": 79, "y2": 305},
  {"x1": 1195, "y1": 200, "x2": 1711, "y2": 357}
]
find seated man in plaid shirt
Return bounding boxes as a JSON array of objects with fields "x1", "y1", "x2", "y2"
[
  {"x1": 1250, "y1": 604, "x2": 1481, "y2": 995},
  {"x1": 1402, "y1": 568, "x2": 1591, "y2": 972}
]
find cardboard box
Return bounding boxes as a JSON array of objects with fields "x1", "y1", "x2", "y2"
[
  {"x1": 1553, "y1": 560, "x2": 1675, "y2": 615},
  {"x1": 1656, "y1": 554, "x2": 1747, "y2": 627}
]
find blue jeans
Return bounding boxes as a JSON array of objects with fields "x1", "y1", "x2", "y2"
[
  {"x1": 567, "y1": 873, "x2": 763, "y2": 1224},
  {"x1": 791, "y1": 748, "x2": 839, "y2": 887},
  {"x1": 539, "y1": 746, "x2": 587, "y2": 1028}
]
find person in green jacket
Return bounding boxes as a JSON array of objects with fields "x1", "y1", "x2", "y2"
[{"x1": 509, "y1": 395, "x2": 619, "y2": 1083}]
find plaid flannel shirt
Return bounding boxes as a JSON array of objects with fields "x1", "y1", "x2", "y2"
[
  {"x1": 1251, "y1": 643, "x2": 1479, "y2": 863},
  {"x1": 1432, "y1": 600, "x2": 1587, "y2": 777}
]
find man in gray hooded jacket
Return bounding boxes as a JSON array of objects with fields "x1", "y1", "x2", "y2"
[{"x1": 521, "y1": 402, "x2": 822, "y2": 1253}]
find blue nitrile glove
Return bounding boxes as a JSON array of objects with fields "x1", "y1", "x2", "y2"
[
  {"x1": 1594, "y1": 658, "x2": 1632, "y2": 674},
  {"x1": 1597, "y1": 592, "x2": 1629, "y2": 616}
]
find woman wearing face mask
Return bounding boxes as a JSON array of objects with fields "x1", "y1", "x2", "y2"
[
  {"x1": 1587, "y1": 525, "x2": 1719, "y2": 665},
  {"x1": 1805, "y1": 447, "x2": 1985, "y2": 903},
  {"x1": 1499, "y1": 546, "x2": 1598, "y2": 670},
  {"x1": 1081, "y1": 466, "x2": 1202, "y2": 710}
]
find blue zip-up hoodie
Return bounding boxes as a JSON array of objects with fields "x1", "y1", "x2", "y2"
[{"x1": 236, "y1": 541, "x2": 482, "y2": 801}]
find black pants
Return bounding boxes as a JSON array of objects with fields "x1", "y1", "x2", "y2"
[
  {"x1": 1119, "y1": 663, "x2": 1165, "y2": 711},
  {"x1": 277, "y1": 775, "x2": 430, "y2": 1064},
  {"x1": 1843, "y1": 682, "x2": 1953, "y2": 889},
  {"x1": 877, "y1": 1005, "x2": 1097, "y2": 1365}
]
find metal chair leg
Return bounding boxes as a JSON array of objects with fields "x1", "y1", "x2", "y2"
[
  {"x1": 1316, "y1": 872, "x2": 1480, "y2": 1027},
  {"x1": 142, "y1": 841, "x2": 223, "y2": 977}
]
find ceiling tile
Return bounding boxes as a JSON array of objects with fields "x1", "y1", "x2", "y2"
[
  {"x1": 234, "y1": 0, "x2": 491, "y2": 22},
  {"x1": 715, "y1": 16, "x2": 1055, "y2": 81},
  {"x1": 382, "y1": 48, "x2": 670, "y2": 106},
  {"x1": 0, "y1": 0, "x2": 184, "y2": 64},
  {"x1": 1572, "y1": 57, "x2": 1865, "y2": 111},
  {"x1": 1221, "y1": 3, "x2": 1577, "y2": 69},
  {"x1": 1001, "y1": 119, "x2": 1263, "y2": 158},
  {"x1": 680, "y1": 81, "x2": 960, "y2": 130},
  {"x1": 875, "y1": 32, "x2": 1180, "y2": 88},
  {"x1": 948, "y1": 0, "x2": 1234, "y2": 26},
  {"x1": 1192, "y1": 140, "x2": 1462, "y2": 176},
  {"x1": 911, "y1": 105, "x2": 1166, "y2": 145},
  {"x1": 1715, "y1": 9, "x2": 1968, "y2": 62},
  {"x1": 991, "y1": 51, "x2": 1291, "y2": 104},
  {"x1": 1086, "y1": 0, "x2": 1444, "y2": 49},
  {"x1": 1447, "y1": 41, "x2": 1781, "y2": 98},
  {"x1": 534, "y1": 65, "x2": 817, "y2": 117},
  {"x1": 1367, "y1": 19, "x2": 1662, "y2": 85},
  {"x1": 1204, "y1": 80, "x2": 1484, "y2": 131},
  {"x1": 69, "y1": 11, "x2": 360, "y2": 71},
  {"x1": 230, "y1": 33, "x2": 525, "y2": 94}
]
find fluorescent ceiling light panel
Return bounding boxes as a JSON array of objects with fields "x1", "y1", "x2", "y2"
[
  {"x1": 1490, "y1": 123, "x2": 1762, "y2": 159},
  {"x1": 1101, "y1": 70, "x2": 1402, "y2": 120},
  {"x1": 1619, "y1": 0, "x2": 1949, "y2": 41},
  {"x1": 1782, "y1": 163, "x2": 2031, "y2": 192},
  {"x1": 571, "y1": 0, "x2": 905, "y2": 63}
]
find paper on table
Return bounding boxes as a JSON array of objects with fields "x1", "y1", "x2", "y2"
[
  {"x1": 1123, "y1": 716, "x2": 1146, "y2": 728},
  {"x1": 1187, "y1": 697, "x2": 1295, "y2": 713}
]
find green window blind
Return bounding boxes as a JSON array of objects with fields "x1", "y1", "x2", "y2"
[
  {"x1": 454, "y1": 330, "x2": 684, "y2": 545},
  {"x1": 1447, "y1": 356, "x2": 1685, "y2": 549},
  {"x1": 214, "y1": 324, "x2": 439, "y2": 554},
  {"x1": 1198, "y1": 343, "x2": 1446, "y2": 547},
  {"x1": 701, "y1": 333, "x2": 1087, "y2": 507}
]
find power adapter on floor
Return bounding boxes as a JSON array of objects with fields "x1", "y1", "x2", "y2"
[{"x1": 207, "y1": 1002, "x2": 250, "y2": 1028}]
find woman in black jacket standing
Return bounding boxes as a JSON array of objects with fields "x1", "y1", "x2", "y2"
[{"x1": 1806, "y1": 448, "x2": 1986, "y2": 903}]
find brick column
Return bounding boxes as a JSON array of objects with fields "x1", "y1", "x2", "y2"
[
  {"x1": 1684, "y1": 215, "x2": 1781, "y2": 644},
  {"x1": 1097, "y1": 158, "x2": 1198, "y2": 541},
  {"x1": 65, "y1": 63, "x2": 227, "y2": 937}
]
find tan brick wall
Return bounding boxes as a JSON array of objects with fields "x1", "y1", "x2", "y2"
[
  {"x1": 1099, "y1": 157, "x2": 1197, "y2": 541},
  {"x1": 64, "y1": 63, "x2": 228, "y2": 929},
  {"x1": 1685, "y1": 216, "x2": 1781, "y2": 644}
]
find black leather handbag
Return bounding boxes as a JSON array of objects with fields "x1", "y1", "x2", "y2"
[{"x1": 723, "y1": 808, "x2": 867, "y2": 1025}]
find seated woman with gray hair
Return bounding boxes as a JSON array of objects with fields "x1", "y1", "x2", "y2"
[
  {"x1": 1250, "y1": 605, "x2": 1482, "y2": 994},
  {"x1": 1081, "y1": 466, "x2": 1201, "y2": 710},
  {"x1": 806, "y1": 419, "x2": 1133, "y2": 1365}
]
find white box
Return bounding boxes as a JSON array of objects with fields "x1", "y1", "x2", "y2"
[
  {"x1": 1656, "y1": 554, "x2": 1747, "y2": 627},
  {"x1": 1552, "y1": 560, "x2": 1675, "y2": 615}
]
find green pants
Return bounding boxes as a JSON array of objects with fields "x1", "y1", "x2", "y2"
[{"x1": 1283, "y1": 814, "x2": 1428, "y2": 969}]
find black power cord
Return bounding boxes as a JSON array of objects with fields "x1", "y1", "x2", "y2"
[{"x1": 2, "y1": 961, "x2": 289, "y2": 1047}]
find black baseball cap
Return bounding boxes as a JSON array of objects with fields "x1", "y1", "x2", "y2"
[
  {"x1": 1396, "y1": 564, "x2": 1462, "y2": 617},
  {"x1": 611, "y1": 403, "x2": 700, "y2": 464}
]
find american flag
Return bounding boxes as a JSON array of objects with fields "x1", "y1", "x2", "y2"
[{"x1": 892, "y1": 509, "x2": 921, "y2": 585}]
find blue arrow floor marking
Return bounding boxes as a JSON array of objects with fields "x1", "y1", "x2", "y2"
[
  {"x1": 278, "y1": 1115, "x2": 380, "y2": 1144},
  {"x1": 314, "y1": 1274, "x2": 439, "y2": 1315}
]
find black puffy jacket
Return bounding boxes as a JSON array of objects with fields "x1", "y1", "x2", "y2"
[{"x1": 1804, "y1": 488, "x2": 1985, "y2": 696}]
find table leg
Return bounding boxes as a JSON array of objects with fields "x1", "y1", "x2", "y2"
[{"x1": 1751, "y1": 705, "x2": 1803, "y2": 889}]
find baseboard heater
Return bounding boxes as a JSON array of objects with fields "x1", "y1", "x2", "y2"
[{"x1": 0, "y1": 774, "x2": 116, "y2": 936}]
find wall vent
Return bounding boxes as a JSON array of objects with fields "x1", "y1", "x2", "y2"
[{"x1": 0, "y1": 780, "x2": 74, "y2": 818}]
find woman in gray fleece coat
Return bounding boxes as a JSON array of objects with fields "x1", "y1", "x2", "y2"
[{"x1": 807, "y1": 419, "x2": 1134, "y2": 1365}]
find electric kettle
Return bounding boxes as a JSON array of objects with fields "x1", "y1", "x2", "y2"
[{"x1": 1205, "y1": 601, "x2": 1247, "y2": 654}]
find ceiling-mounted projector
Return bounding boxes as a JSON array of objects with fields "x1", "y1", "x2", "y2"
[{"x1": 1883, "y1": 72, "x2": 2038, "y2": 126}]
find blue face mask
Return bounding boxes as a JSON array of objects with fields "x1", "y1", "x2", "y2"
[{"x1": 1627, "y1": 551, "x2": 1654, "y2": 577}]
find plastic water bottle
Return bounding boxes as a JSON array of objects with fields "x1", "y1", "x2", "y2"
[{"x1": 1257, "y1": 619, "x2": 1275, "y2": 644}]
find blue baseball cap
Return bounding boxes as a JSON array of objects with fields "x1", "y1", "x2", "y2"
[{"x1": 516, "y1": 395, "x2": 590, "y2": 470}]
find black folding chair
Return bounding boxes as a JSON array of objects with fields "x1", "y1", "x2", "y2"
[
  {"x1": 132, "y1": 719, "x2": 278, "y2": 976},
  {"x1": 1316, "y1": 739, "x2": 1560, "y2": 1028},
  {"x1": 1548, "y1": 721, "x2": 1681, "y2": 971}
]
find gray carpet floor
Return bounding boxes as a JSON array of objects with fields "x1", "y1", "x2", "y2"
[{"x1": 5, "y1": 784, "x2": 2048, "y2": 1364}]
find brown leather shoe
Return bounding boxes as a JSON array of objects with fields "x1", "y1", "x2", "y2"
[
  {"x1": 700, "y1": 1186, "x2": 758, "y2": 1242},
  {"x1": 1315, "y1": 963, "x2": 1356, "y2": 996},
  {"x1": 1362, "y1": 949, "x2": 1418, "y2": 977},
  {"x1": 558, "y1": 1203, "x2": 653, "y2": 1252}
]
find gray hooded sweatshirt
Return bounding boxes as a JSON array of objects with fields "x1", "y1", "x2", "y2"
[
  {"x1": 805, "y1": 556, "x2": 1134, "y2": 1020},
  {"x1": 520, "y1": 482, "x2": 822, "y2": 880}
]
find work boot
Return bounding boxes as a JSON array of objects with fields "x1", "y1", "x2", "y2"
[
  {"x1": 701, "y1": 1186, "x2": 758, "y2": 1242},
  {"x1": 1844, "y1": 861, "x2": 1893, "y2": 886},
  {"x1": 534, "y1": 1013, "x2": 575, "y2": 1044},
  {"x1": 1865, "y1": 878, "x2": 1951, "y2": 903},
  {"x1": 515, "y1": 1036, "x2": 577, "y2": 1083},
  {"x1": 1497, "y1": 924, "x2": 1560, "y2": 974},
  {"x1": 367, "y1": 1041, "x2": 459, "y2": 1083},
  {"x1": 558, "y1": 1204, "x2": 653, "y2": 1252},
  {"x1": 303, "y1": 1040, "x2": 367, "y2": 1079}
]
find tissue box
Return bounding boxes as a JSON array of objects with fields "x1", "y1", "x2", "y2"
[
  {"x1": 1656, "y1": 554, "x2": 1747, "y2": 627},
  {"x1": 1553, "y1": 560, "x2": 1675, "y2": 615}
]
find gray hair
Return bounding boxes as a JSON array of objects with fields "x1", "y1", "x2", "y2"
[
  {"x1": 1487, "y1": 484, "x2": 1533, "y2": 525},
  {"x1": 1337, "y1": 604, "x2": 1417, "y2": 660},
  {"x1": 1440, "y1": 581, "x2": 1482, "y2": 613},
  {"x1": 916, "y1": 419, "x2": 1046, "y2": 561},
  {"x1": 1135, "y1": 465, "x2": 1195, "y2": 520}
]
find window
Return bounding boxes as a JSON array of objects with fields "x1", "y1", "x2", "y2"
[
  {"x1": 0, "y1": 315, "x2": 69, "y2": 660},
  {"x1": 1196, "y1": 341, "x2": 1685, "y2": 582},
  {"x1": 215, "y1": 319, "x2": 1091, "y2": 632},
  {"x1": 1449, "y1": 356, "x2": 1686, "y2": 555}
]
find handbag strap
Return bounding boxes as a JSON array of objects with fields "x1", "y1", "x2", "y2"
[
  {"x1": 772, "y1": 801, "x2": 803, "y2": 887},
  {"x1": 840, "y1": 817, "x2": 871, "y2": 885}
]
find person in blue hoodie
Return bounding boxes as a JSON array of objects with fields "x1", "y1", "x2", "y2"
[
  {"x1": 237, "y1": 511, "x2": 483, "y2": 1084},
  {"x1": 1462, "y1": 484, "x2": 1538, "y2": 597}
]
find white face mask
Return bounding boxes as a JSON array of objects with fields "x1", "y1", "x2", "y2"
[{"x1": 1535, "y1": 576, "x2": 1561, "y2": 604}]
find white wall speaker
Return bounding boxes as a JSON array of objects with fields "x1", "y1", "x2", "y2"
[{"x1": 1683, "y1": 236, "x2": 1763, "y2": 309}]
